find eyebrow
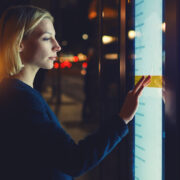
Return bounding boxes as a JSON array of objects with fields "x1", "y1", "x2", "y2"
[{"x1": 42, "y1": 32, "x2": 55, "y2": 36}]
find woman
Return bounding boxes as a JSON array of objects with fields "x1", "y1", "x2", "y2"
[{"x1": 0, "y1": 5, "x2": 151, "y2": 180}]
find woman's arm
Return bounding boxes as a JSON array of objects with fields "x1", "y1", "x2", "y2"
[{"x1": 18, "y1": 75, "x2": 151, "y2": 177}]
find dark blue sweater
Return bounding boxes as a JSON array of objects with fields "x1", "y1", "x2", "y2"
[{"x1": 0, "y1": 78, "x2": 128, "y2": 180}]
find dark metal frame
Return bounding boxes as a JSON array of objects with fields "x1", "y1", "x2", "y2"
[{"x1": 165, "y1": 0, "x2": 180, "y2": 179}]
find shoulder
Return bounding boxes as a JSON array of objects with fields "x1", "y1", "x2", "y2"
[
  {"x1": 0, "y1": 78, "x2": 46, "y2": 111},
  {"x1": 19, "y1": 88, "x2": 45, "y2": 110}
]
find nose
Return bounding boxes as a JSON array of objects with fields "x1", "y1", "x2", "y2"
[{"x1": 53, "y1": 39, "x2": 61, "y2": 52}]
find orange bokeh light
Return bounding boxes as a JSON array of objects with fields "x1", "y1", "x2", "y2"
[{"x1": 73, "y1": 56, "x2": 79, "y2": 62}]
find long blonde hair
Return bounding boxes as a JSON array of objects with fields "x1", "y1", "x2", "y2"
[{"x1": 0, "y1": 5, "x2": 54, "y2": 80}]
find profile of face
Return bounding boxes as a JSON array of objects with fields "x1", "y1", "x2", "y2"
[{"x1": 20, "y1": 18, "x2": 61, "y2": 70}]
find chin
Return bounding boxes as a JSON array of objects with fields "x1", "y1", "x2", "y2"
[
  {"x1": 47, "y1": 64, "x2": 54, "y2": 69},
  {"x1": 41, "y1": 62, "x2": 54, "y2": 69},
  {"x1": 45, "y1": 65, "x2": 54, "y2": 70}
]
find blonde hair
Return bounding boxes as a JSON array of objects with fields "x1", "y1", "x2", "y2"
[{"x1": 0, "y1": 5, "x2": 54, "y2": 80}]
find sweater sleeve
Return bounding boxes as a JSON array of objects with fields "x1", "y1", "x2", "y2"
[{"x1": 20, "y1": 92, "x2": 129, "y2": 177}]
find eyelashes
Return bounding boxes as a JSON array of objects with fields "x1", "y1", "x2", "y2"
[{"x1": 42, "y1": 37, "x2": 50, "y2": 41}]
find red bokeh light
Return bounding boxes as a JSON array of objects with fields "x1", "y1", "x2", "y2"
[
  {"x1": 82, "y1": 62, "x2": 88, "y2": 68},
  {"x1": 73, "y1": 56, "x2": 79, "y2": 62},
  {"x1": 54, "y1": 62, "x2": 60, "y2": 69},
  {"x1": 60, "y1": 61, "x2": 72, "y2": 69}
]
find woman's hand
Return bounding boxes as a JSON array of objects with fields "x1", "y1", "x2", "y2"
[{"x1": 119, "y1": 75, "x2": 151, "y2": 124}]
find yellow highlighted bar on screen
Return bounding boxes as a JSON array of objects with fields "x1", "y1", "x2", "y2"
[{"x1": 135, "y1": 76, "x2": 162, "y2": 88}]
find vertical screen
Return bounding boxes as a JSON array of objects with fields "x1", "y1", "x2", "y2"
[{"x1": 134, "y1": 0, "x2": 163, "y2": 180}]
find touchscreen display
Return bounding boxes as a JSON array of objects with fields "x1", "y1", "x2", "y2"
[{"x1": 134, "y1": 0, "x2": 163, "y2": 179}]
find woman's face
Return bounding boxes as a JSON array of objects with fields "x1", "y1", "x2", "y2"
[{"x1": 20, "y1": 18, "x2": 61, "y2": 70}]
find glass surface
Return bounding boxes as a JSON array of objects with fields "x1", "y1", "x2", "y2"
[{"x1": 134, "y1": 0, "x2": 163, "y2": 180}]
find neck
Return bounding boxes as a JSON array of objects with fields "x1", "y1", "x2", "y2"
[{"x1": 12, "y1": 65, "x2": 39, "y2": 88}]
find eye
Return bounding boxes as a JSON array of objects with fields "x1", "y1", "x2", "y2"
[{"x1": 42, "y1": 37, "x2": 50, "y2": 41}]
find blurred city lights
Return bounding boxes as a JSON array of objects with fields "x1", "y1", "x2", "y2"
[
  {"x1": 59, "y1": 53, "x2": 87, "y2": 62},
  {"x1": 73, "y1": 56, "x2": 79, "y2": 62},
  {"x1": 102, "y1": 11, "x2": 105, "y2": 17},
  {"x1": 88, "y1": 0, "x2": 118, "y2": 19},
  {"x1": 54, "y1": 62, "x2": 60, "y2": 69},
  {"x1": 102, "y1": 35, "x2": 117, "y2": 44},
  {"x1": 162, "y1": 22, "x2": 166, "y2": 32},
  {"x1": 82, "y1": 34, "x2": 89, "y2": 40},
  {"x1": 104, "y1": 53, "x2": 118, "y2": 60},
  {"x1": 81, "y1": 69, "x2": 87, "y2": 75},
  {"x1": 88, "y1": 11, "x2": 97, "y2": 19},
  {"x1": 59, "y1": 54, "x2": 75, "y2": 62},
  {"x1": 77, "y1": 53, "x2": 87, "y2": 61},
  {"x1": 82, "y1": 62, "x2": 88, "y2": 68},
  {"x1": 60, "y1": 61, "x2": 72, "y2": 69},
  {"x1": 128, "y1": 30, "x2": 136, "y2": 39}
]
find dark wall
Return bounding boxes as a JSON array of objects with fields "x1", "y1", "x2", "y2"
[
  {"x1": 165, "y1": 0, "x2": 180, "y2": 179},
  {"x1": 0, "y1": 0, "x2": 30, "y2": 16}
]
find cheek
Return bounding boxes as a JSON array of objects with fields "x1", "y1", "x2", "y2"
[
  {"x1": 21, "y1": 41, "x2": 50, "y2": 62},
  {"x1": 33, "y1": 41, "x2": 51, "y2": 57},
  {"x1": 33, "y1": 44, "x2": 49, "y2": 59}
]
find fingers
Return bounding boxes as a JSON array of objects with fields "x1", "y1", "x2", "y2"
[
  {"x1": 135, "y1": 85, "x2": 145, "y2": 97},
  {"x1": 143, "y1": 76, "x2": 151, "y2": 87},
  {"x1": 133, "y1": 76, "x2": 145, "y2": 94},
  {"x1": 133, "y1": 75, "x2": 151, "y2": 94}
]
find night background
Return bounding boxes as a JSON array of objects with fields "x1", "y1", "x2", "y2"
[
  {"x1": 0, "y1": 1, "x2": 179, "y2": 180},
  {"x1": 0, "y1": 1, "x2": 122, "y2": 180},
  {"x1": 0, "y1": 0, "x2": 95, "y2": 54}
]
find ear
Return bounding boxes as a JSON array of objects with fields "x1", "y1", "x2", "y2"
[{"x1": 19, "y1": 42, "x2": 24, "y2": 52}]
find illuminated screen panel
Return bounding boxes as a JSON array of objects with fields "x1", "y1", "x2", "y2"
[{"x1": 134, "y1": 0, "x2": 163, "y2": 180}]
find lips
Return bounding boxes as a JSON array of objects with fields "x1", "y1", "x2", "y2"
[{"x1": 49, "y1": 57, "x2": 58, "y2": 61}]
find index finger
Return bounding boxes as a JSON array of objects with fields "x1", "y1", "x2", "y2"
[{"x1": 133, "y1": 75, "x2": 151, "y2": 94}]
